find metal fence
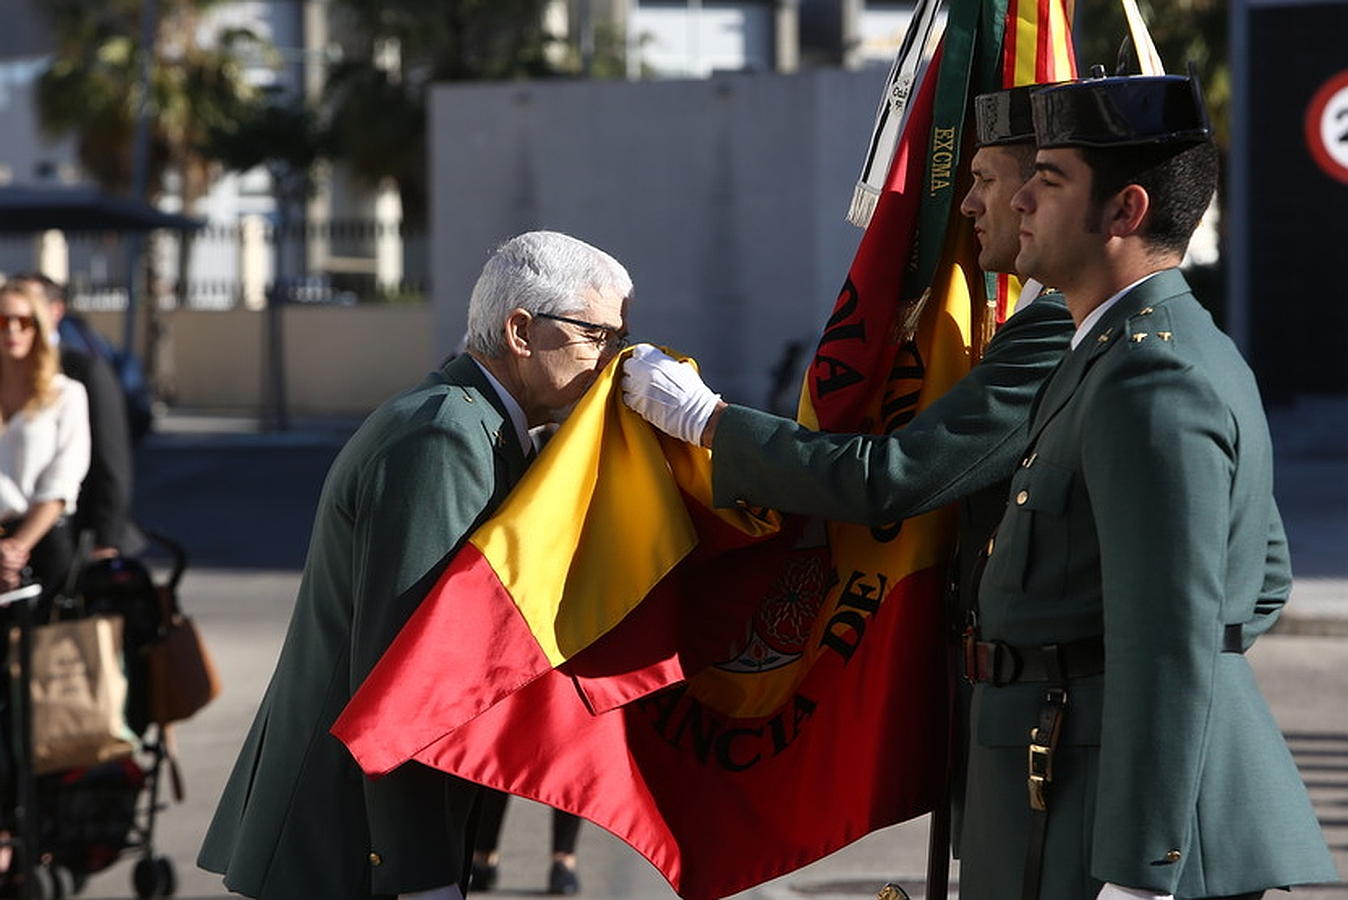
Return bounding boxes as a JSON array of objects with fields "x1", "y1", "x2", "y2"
[{"x1": 0, "y1": 219, "x2": 429, "y2": 310}]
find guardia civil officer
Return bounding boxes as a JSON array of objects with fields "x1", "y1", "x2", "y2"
[
  {"x1": 199, "y1": 231, "x2": 633, "y2": 900},
  {"x1": 953, "y1": 75, "x2": 1337, "y2": 899}
]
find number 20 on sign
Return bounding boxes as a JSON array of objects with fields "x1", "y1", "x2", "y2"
[{"x1": 1306, "y1": 70, "x2": 1348, "y2": 184}]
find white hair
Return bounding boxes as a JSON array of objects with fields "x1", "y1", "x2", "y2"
[{"x1": 465, "y1": 231, "x2": 633, "y2": 358}]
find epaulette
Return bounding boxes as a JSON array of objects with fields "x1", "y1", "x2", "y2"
[{"x1": 1123, "y1": 303, "x2": 1176, "y2": 348}]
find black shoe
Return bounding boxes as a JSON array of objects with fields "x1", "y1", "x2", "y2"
[
  {"x1": 470, "y1": 860, "x2": 498, "y2": 892},
  {"x1": 547, "y1": 860, "x2": 580, "y2": 895}
]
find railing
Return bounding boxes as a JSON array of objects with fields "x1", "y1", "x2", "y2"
[{"x1": 0, "y1": 219, "x2": 429, "y2": 310}]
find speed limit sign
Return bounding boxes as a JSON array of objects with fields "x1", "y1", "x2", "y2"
[{"x1": 1305, "y1": 70, "x2": 1348, "y2": 184}]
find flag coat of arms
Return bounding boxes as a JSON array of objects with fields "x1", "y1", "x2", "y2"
[{"x1": 334, "y1": 1, "x2": 1075, "y2": 896}]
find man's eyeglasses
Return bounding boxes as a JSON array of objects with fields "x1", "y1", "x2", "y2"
[
  {"x1": 0, "y1": 315, "x2": 36, "y2": 333},
  {"x1": 535, "y1": 312, "x2": 630, "y2": 354}
]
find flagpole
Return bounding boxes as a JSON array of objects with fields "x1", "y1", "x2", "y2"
[
  {"x1": 924, "y1": 795, "x2": 951, "y2": 898},
  {"x1": 925, "y1": 659, "x2": 953, "y2": 900}
]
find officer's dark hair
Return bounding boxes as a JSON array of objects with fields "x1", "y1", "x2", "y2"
[{"x1": 1079, "y1": 140, "x2": 1218, "y2": 256}]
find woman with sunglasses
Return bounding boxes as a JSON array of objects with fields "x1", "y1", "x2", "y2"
[{"x1": 0, "y1": 279, "x2": 90, "y2": 598}]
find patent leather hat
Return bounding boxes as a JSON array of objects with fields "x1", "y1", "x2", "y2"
[
  {"x1": 1030, "y1": 74, "x2": 1212, "y2": 148},
  {"x1": 973, "y1": 84, "x2": 1040, "y2": 147}
]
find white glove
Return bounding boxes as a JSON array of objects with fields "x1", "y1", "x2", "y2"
[
  {"x1": 1096, "y1": 884, "x2": 1172, "y2": 900},
  {"x1": 621, "y1": 343, "x2": 722, "y2": 445}
]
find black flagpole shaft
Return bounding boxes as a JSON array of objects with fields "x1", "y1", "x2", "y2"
[{"x1": 926, "y1": 792, "x2": 951, "y2": 898}]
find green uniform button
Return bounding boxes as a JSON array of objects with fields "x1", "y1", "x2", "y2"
[
  {"x1": 1016, "y1": 490, "x2": 1029, "y2": 506},
  {"x1": 1164, "y1": 849, "x2": 1181, "y2": 863},
  {"x1": 369, "y1": 852, "x2": 383, "y2": 866}
]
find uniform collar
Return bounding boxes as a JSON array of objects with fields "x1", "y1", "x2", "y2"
[
  {"x1": 1069, "y1": 271, "x2": 1164, "y2": 350},
  {"x1": 1026, "y1": 267, "x2": 1191, "y2": 446},
  {"x1": 470, "y1": 358, "x2": 531, "y2": 457}
]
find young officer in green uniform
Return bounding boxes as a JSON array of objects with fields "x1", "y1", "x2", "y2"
[
  {"x1": 961, "y1": 76, "x2": 1338, "y2": 899},
  {"x1": 620, "y1": 74, "x2": 1336, "y2": 898},
  {"x1": 198, "y1": 231, "x2": 632, "y2": 900}
]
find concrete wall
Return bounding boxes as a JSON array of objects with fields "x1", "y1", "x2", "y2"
[
  {"x1": 85, "y1": 306, "x2": 436, "y2": 415},
  {"x1": 429, "y1": 68, "x2": 881, "y2": 406}
]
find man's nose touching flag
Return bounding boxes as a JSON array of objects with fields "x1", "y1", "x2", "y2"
[{"x1": 333, "y1": 1, "x2": 1075, "y2": 897}]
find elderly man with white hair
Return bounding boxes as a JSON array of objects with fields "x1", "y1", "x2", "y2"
[{"x1": 199, "y1": 230, "x2": 632, "y2": 900}]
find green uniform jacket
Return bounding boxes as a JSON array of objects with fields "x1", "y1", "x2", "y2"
[
  {"x1": 198, "y1": 355, "x2": 532, "y2": 899},
  {"x1": 966, "y1": 269, "x2": 1337, "y2": 898}
]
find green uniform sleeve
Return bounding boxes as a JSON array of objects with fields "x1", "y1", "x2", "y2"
[
  {"x1": 1244, "y1": 503, "x2": 1290, "y2": 645},
  {"x1": 710, "y1": 296, "x2": 1072, "y2": 525},
  {"x1": 348, "y1": 421, "x2": 495, "y2": 688},
  {"x1": 1081, "y1": 351, "x2": 1235, "y2": 892}
]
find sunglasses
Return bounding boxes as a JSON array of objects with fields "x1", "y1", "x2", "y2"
[{"x1": 0, "y1": 315, "x2": 36, "y2": 332}]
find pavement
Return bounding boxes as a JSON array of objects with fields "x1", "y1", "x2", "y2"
[{"x1": 66, "y1": 395, "x2": 1348, "y2": 899}]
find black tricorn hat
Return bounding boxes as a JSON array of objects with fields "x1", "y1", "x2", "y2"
[
  {"x1": 1030, "y1": 75, "x2": 1212, "y2": 148},
  {"x1": 973, "y1": 85, "x2": 1040, "y2": 147}
]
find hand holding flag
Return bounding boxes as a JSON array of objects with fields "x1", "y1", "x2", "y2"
[{"x1": 621, "y1": 344, "x2": 724, "y2": 447}]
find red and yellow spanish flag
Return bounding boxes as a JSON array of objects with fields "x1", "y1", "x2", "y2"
[
  {"x1": 990, "y1": 0, "x2": 1078, "y2": 324},
  {"x1": 335, "y1": 1, "x2": 1075, "y2": 897},
  {"x1": 329, "y1": 353, "x2": 787, "y2": 777}
]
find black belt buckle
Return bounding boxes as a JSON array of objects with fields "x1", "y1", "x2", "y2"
[
  {"x1": 985, "y1": 641, "x2": 1022, "y2": 686},
  {"x1": 964, "y1": 637, "x2": 1023, "y2": 685}
]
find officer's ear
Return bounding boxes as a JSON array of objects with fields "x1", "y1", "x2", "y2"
[
  {"x1": 1106, "y1": 184, "x2": 1150, "y2": 239},
  {"x1": 503, "y1": 308, "x2": 534, "y2": 358}
]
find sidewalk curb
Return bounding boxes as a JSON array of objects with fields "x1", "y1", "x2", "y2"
[
  {"x1": 143, "y1": 431, "x2": 354, "y2": 451},
  {"x1": 1272, "y1": 616, "x2": 1348, "y2": 638}
]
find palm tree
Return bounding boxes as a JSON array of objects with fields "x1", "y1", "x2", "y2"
[
  {"x1": 1074, "y1": 0, "x2": 1229, "y2": 145},
  {"x1": 324, "y1": 0, "x2": 563, "y2": 226},
  {"x1": 206, "y1": 89, "x2": 327, "y2": 429},
  {"x1": 35, "y1": 0, "x2": 259, "y2": 208},
  {"x1": 34, "y1": 0, "x2": 262, "y2": 388}
]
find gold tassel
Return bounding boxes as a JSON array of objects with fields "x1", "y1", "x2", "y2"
[
  {"x1": 973, "y1": 297, "x2": 996, "y2": 363},
  {"x1": 895, "y1": 287, "x2": 931, "y2": 346}
]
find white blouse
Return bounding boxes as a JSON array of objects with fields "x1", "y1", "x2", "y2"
[{"x1": 0, "y1": 374, "x2": 91, "y2": 522}]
